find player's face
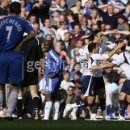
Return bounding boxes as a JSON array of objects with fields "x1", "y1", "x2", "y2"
[{"x1": 94, "y1": 45, "x2": 99, "y2": 53}]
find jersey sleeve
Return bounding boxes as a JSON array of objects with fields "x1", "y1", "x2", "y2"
[
  {"x1": 112, "y1": 53, "x2": 124, "y2": 65},
  {"x1": 23, "y1": 20, "x2": 34, "y2": 33},
  {"x1": 92, "y1": 53, "x2": 109, "y2": 60}
]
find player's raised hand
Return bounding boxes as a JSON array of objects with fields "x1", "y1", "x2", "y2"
[{"x1": 117, "y1": 41, "x2": 127, "y2": 49}]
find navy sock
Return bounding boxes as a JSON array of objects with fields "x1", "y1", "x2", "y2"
[
  {"x1": 107, "y1": 106, "x2": 114, "y2": 115},
  {"x1": 17, "y1": 99, "x2": 23, "y2": 118},
  {"x1": 100, "y1": 99, "x2": 106, "y2": 111},
  {"x1": 33, "y1": 96, "x2": 40, "y2": 110},
  {"x1": 91, "y1": 103, "x2": 99, "y2": 114},
  {"x1": 119, "y1": 100, "x2": 127, "y2": 117}
]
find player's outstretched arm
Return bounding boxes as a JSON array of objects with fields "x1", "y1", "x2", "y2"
[{"x1": 107, "y1": 42, "x2": 126, "y2": 57}]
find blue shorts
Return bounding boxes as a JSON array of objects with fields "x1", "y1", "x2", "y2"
[
  {"x1": 121, "y1": 80, "x2": 130, "y2": 95},
  {"x1": 45, "y1": 76, "x2": 61, "y2": 94},
  {"x1": 0, "y1": 51, "x2": 24, "y2": 85}
]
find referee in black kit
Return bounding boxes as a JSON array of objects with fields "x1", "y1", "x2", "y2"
[{"x1": 17, "y1": 36, "x2": 43, "y2": 120}]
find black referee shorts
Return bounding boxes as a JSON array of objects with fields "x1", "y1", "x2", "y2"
[{"x1": 21, "y1": 67, "x2": 38, "y2": 87}]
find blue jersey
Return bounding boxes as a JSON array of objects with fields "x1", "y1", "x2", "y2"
[
  {"x1": 45, "y1": 49, "x2": 64, "y2": 77},
  {"x1": 0, "y1": 15, "x2": 33, "y2": 52}
]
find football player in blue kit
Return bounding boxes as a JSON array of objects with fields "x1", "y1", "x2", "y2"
[
  {"x1": 44, "y1": 41, "x2": 64, "y2": 120},
  {"x1": 0, "y1": 2, "x2": 35, "y2": 118}
]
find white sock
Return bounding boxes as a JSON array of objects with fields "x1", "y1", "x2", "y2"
[
  {"x1": 0, "y1": 91, "x2": 3, "y2": 110},
  {"x1": 7, "y1": 89, "x2": 18, "y2": 117},
  {"x1": 53, "y1": 101, "x2": 60, "y2": 120},
  {"x1": 44, "y1": 101, "x2": 52, "y2": 120}
]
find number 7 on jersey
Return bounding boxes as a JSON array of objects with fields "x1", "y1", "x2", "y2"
[{"x1": 6, "y1": 26, "x2": 13, "y2": 43}]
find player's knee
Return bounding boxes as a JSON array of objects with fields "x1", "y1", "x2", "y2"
[
  {"x1": 87, "y1": 100, "x2": 93, "y2": 106},
  {"x1": 127, "y1": 96, "x2": 130, "y2": 103},
  {"x1": 45, "y1": 94, "x2": 52, "y2": 101},
  {"x1": 119, "y1": 92, "x2": 126, "y2": 100}
]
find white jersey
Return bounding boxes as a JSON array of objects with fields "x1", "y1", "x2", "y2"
[
  {"x1": 120, "y1": 63, "x2": 130, "y2": 80},
  {"x1": 79, "y1": 45, "x2": 89, "y2": 56},
  {"x1": 80, "y1": 53, "x2": 109, "y2": 76},
  {"x1": 112, "y1": 51, "x2": 130, "y2": 80}
]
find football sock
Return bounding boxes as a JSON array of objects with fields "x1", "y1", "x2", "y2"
[
  {"x1": 53, "y1": 101, "x2": 60, "y2": 120},
  {"x1": 33, "y1": 96, "x2": 40, "y2": 110},
  {"x1": 44, "y1": 101, "x2": 52, "y2": 120},
  {"x1": 100, "y1": 99, "x2": 106, "y2": 111},
  {"x1": 119, "y1": 100, "x2": 127, "y2": 117},
  {"x1": 32, "y1": 96, "x2": 40, "y2": 119},
  {"x1": 0, "y1": 91, "x2": 3, "y2": 110},
  {"x1": 91, "y1": 103, "x2": 99, "y2": 114},
  {"x1": 17, "y1": 97, "x2": 23, "y2": 118},
  {"x1": 7, "y1": 89, "x2": 18, "y2": 117}
]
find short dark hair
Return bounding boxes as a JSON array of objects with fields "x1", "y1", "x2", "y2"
[
  {"x1": 88, "y1": 42, "x2": 97, "y2": 52},
  {"x1": 9, "y1": 2, "x2": 21, "y2": 15}
]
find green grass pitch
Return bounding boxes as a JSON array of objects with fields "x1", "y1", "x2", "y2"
[{"x1": 0, "y1": 120, "x2": 130, "y2": 130}]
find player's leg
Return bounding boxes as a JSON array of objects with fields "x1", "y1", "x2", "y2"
[
  {"x1": 87, "y1": 77, "x2": 98, "y2": 120},
  {"x1": 7, "y1": 85, "x2": 19, "y2": 117},
  {"x1": 53, "y1": 81, "x2": 61, "y2": 120},
  {"x1": 119, "y1": 92, "x2": 126, "y2": 120},
  {"x1": 87, "y1": 96, "x2": 96, "y2": 120},
  {"x1": 0, "y1": 85, "x2": 4, "y2": 110},
  {"x1": 127, "y1": 95, "x2": 130, "y2": 109},
  {"x1": 96, "y1": 77, "x2": 106, "y2": 118},
  {"x1": 7, "y1": 52, "x2": 23, "y2": 118},
  {"x1": 17, "y1": 87, "x2": 23, "y2": 119},
  {"x1": 44, "y1": 93, "x2": 52, "y2": 120},
  {"x1": 118, "y1": 80, "x2": 129, "y2": 120},
  {"x1": 91, "y1": 95, "x2": 100, "y2": 120},
  {"x1": 53, "y1": 100, "x2": 60, "y2": 120},
  {"x1": 44, "y1": 77, "x2": 54, "y2": 120},
  {"x1": 29, "y1": 85, "x2": 40, "y2": 120},
  {"x1": 0, "y1": 52, "x2": 9, "y2": 110}
]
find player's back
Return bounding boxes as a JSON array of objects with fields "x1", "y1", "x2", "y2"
[{"x1": 0, "y1": 15, "x2": 32, "y2": 52}]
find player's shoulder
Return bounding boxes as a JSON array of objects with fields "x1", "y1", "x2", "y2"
[{"x1": 91, "y1": 53, "x2": 99, "y2": 58}]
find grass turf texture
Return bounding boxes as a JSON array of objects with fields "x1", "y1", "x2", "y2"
[{"x1": 0, "y1": 120, "x2": 130, "y2": 130}]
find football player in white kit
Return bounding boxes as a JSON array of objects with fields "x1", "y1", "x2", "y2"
[
  {"x1": 91, "y1": 39, "x2": 130, "y2": 120},
  {"x1": 79, "y1": 41, "x2": 125, "y2": 120}
]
